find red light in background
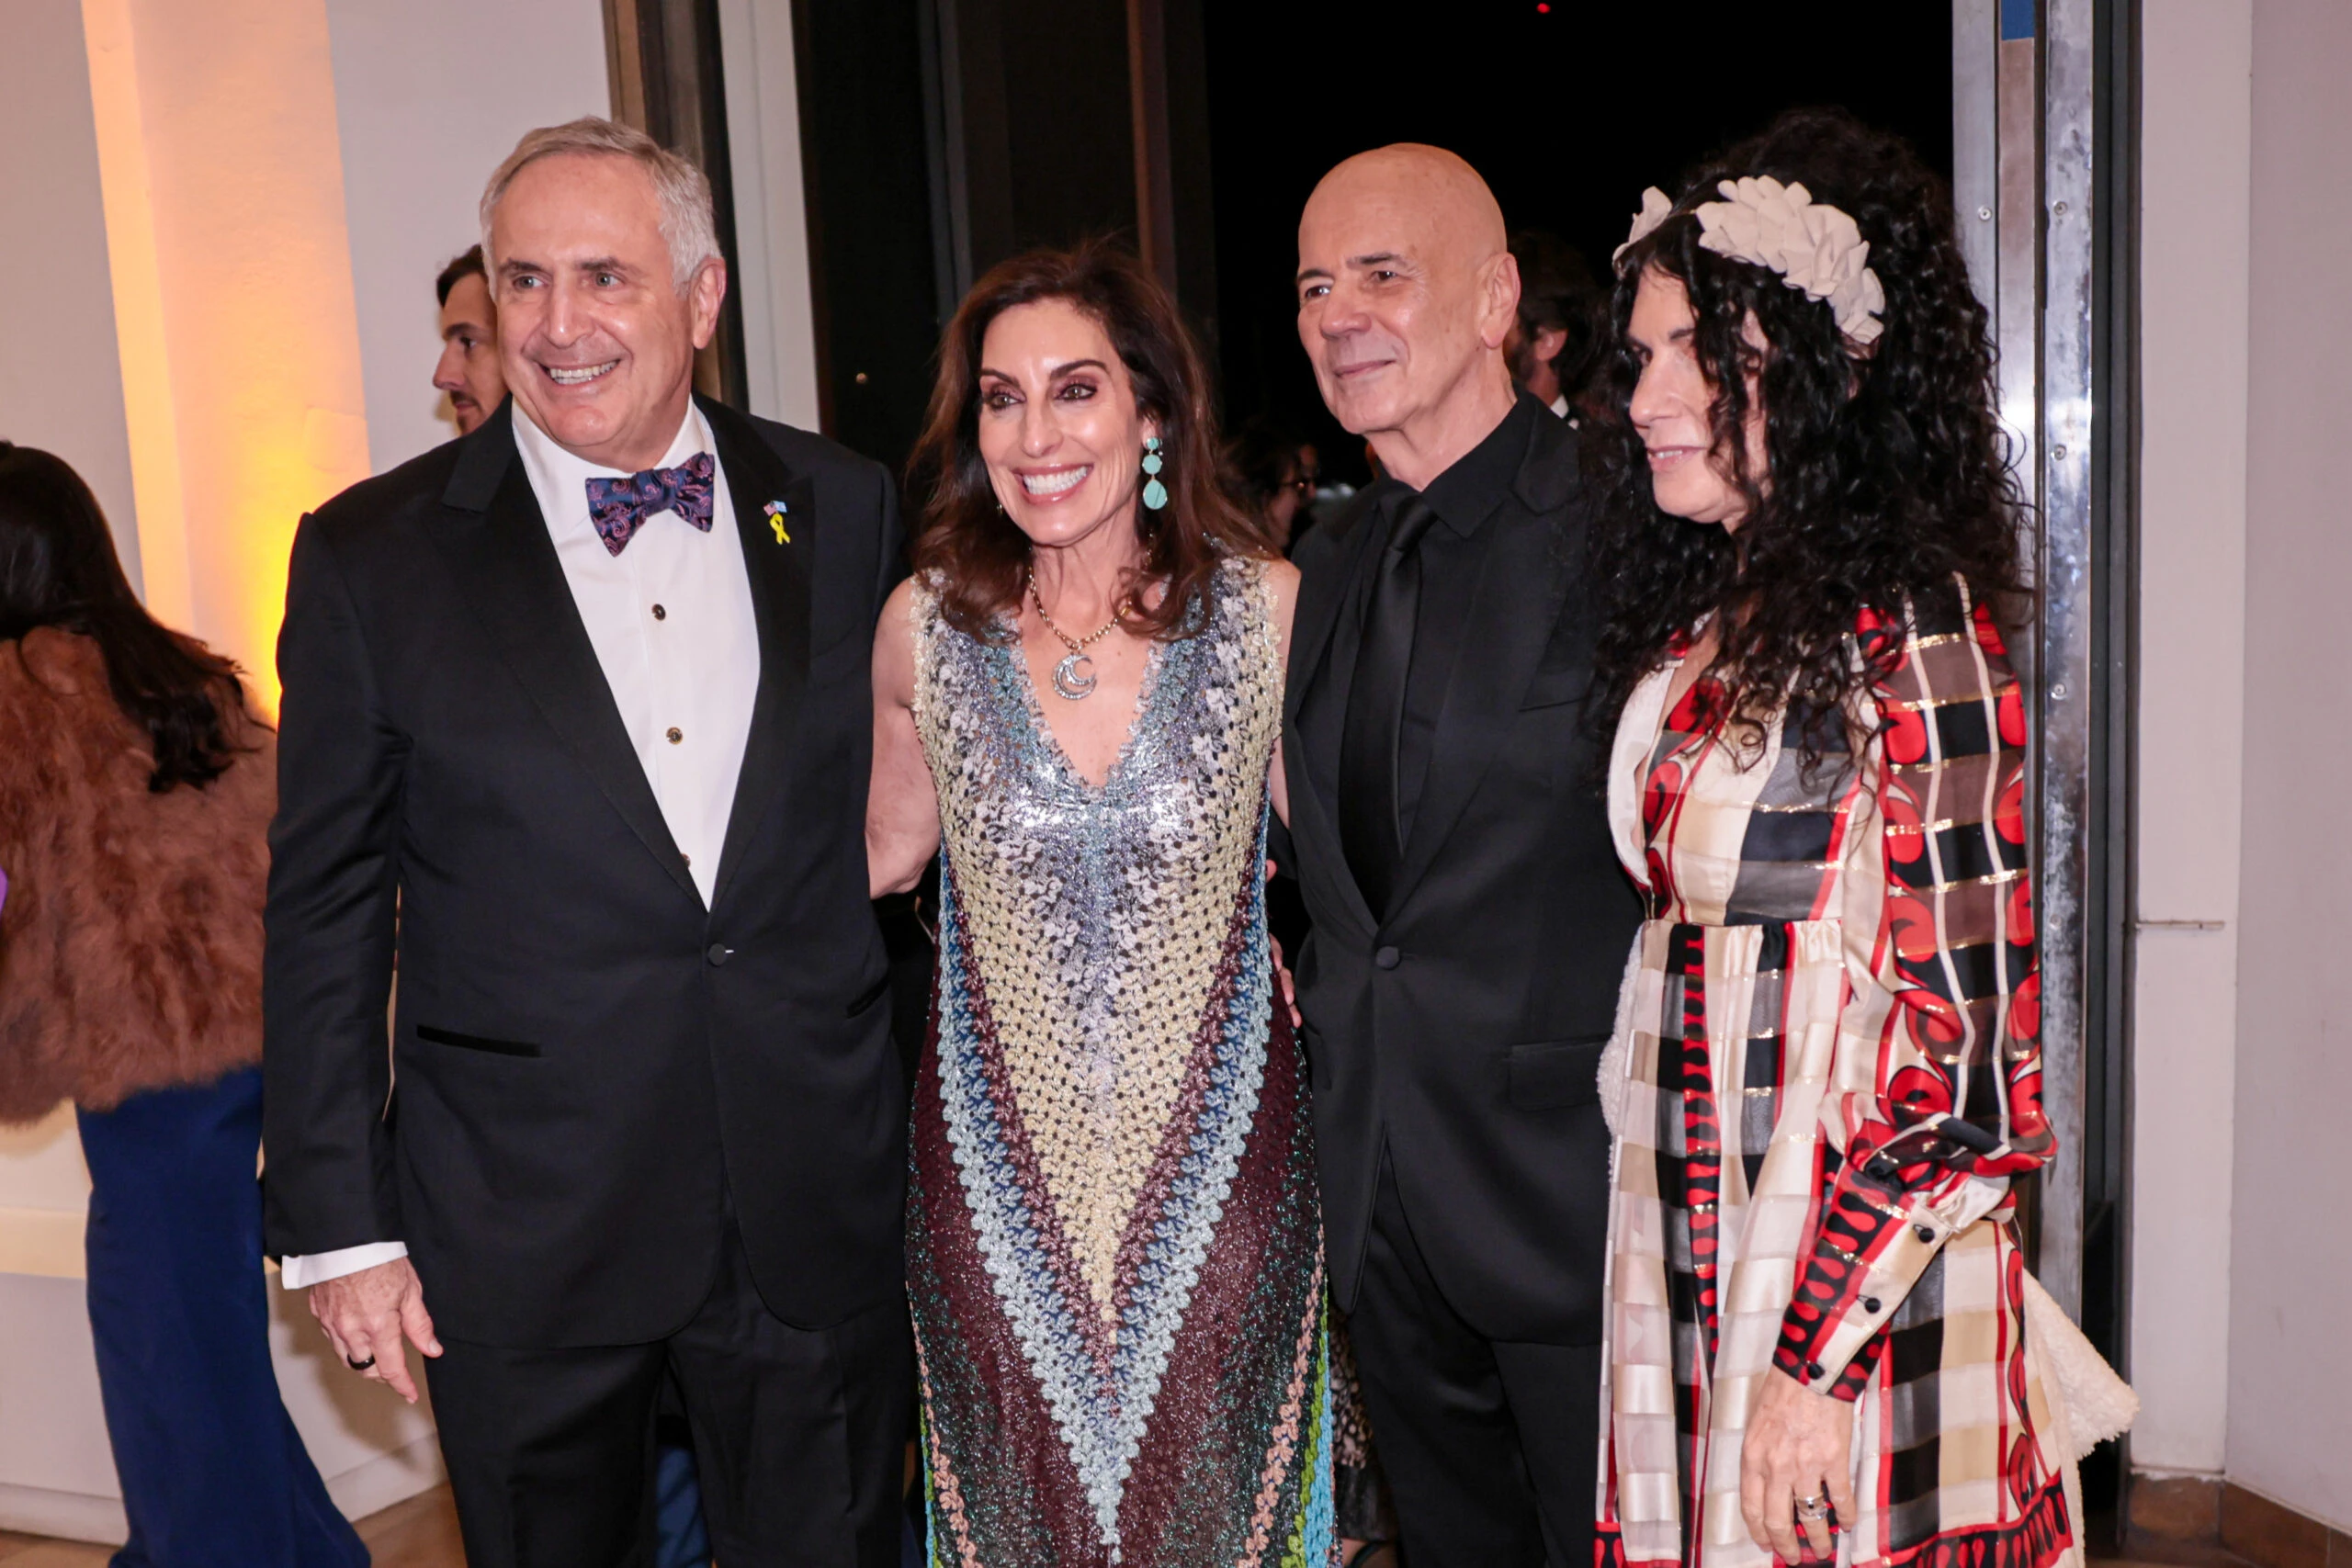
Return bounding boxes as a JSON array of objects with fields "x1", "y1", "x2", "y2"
[{"x1": 1536, "y1": 2, "x2": 1550, "y2": 9}]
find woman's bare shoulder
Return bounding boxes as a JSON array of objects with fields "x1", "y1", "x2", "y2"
[
  {"x1": 879, "y1": 574, "x2": 921, "y2": 630},
  {"x1": 1255, "y1": 556, "x2": 1302, "y2": 636}
]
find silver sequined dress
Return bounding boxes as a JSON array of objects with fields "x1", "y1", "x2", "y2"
[{"x1": 904, "y1": 557, "x2": 1338, "y2": 1567}]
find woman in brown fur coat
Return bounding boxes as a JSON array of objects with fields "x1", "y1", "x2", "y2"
[{"x1": 0, "y1": 444, "x2": 366, "y2": 1567}]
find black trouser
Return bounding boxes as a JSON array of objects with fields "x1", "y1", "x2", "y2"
[
  {"x1": 1346, "y1": 1157, "x2": 1600, "y2": 1568},
  {"x1": 425, "y1": 1220, "x2": 912, "y2": 1568}
]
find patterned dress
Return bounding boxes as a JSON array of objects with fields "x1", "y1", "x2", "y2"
[
  {"x1": 907, "y1": 558, "x2": 1337, "y2": 1568},
  {"x1": 1595, "y1": 581, "x2": 2081, "y2": 1568}
]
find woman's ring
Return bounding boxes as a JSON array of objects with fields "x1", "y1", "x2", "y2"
[
  {"x1": 1795, "y1": 1492, "x2": 1831, "y2": 1522},
  {"x1": 346, "y1": 1354, "x2": 377, "y2": 1371}
]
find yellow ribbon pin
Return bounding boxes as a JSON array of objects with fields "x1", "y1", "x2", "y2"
[{"x1": 763, "y1": 500, "x2": 790, "y2": 544}]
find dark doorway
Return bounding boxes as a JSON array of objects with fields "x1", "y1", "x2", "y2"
[
  {"x1": 1200, "y1": 0, "x2": 1955, "y2": 482},
  {"x1": 785, "y1": 0, "x2": 1955, "y2": 479},
  {"x1": 790, "y1": 0, "x2": 946, "y2": 474},
  {"x1": 790, "y1": 0, "x2": 1205, "y2": 478}
]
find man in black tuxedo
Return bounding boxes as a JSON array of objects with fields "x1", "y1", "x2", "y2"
[
  {"x1": 263, "y1": 118, "x2": 909, "y2": 1567},
  {"x1": 1283, "y1": 145, "x2": 1642, "y2": 1568}
]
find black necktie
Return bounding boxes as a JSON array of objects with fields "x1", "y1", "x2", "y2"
[{"x1": 1340, "y1": 495, "x2": 1440, "y2": 919}]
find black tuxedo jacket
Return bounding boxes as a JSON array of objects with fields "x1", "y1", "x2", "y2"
[
  {"x1": 262, "y1": 397, "x2": 905, "y2": 1348},
  {"x1": 1283, "y1": 410, "x2": 1641, "y2": 1344}
]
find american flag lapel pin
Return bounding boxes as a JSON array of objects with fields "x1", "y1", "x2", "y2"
[{"x1": 763, "y1": 499, "x2": 790, "y2": 544}]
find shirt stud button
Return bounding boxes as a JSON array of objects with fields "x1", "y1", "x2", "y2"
[
  {"x1": 651, "y1": 604, "x2": 667, "y2": 621},
  {"x1": 1863, "y1": 1296, "x2": 1883, "y2": 1314},
  {"x1": 1914, "y1": 1224, "x2": 1937, "y2": 1244},
  {"x1": 666, "y1": 727, "x2": 684, "y2": 744}
]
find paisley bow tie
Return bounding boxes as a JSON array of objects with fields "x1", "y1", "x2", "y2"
[{"x1": 584, "y1": 452, "x2": 717, "y2": 556}]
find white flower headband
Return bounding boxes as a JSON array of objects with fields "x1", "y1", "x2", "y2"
[{"x1": 1614, "y1": 176, "x2": 1886, "y2": 347}]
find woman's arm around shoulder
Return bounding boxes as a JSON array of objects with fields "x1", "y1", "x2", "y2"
[
  {"x1": 866, "y1": 578, "x2": 940, "y2": 898},
  {"x1": 1261, "y1": 557, "x2": 1301, "y2": 828}
]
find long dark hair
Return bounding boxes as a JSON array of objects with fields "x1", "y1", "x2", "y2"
[
  {"x1": 0, "y1": 443, "x2": 250, "y2": 791},
  {"x1": 906, "y1": 239, "x2": 1277, "y2": 640},
  {"x1": 1588, "y1": 108, "x2": 2027, "y2": 750}
]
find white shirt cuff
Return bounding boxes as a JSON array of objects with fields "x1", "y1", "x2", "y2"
[{"x1": 279, "y1": 1241, "x2": 409, "y2": 1289}]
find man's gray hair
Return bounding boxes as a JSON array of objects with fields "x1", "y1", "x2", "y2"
[{"x1": 480, "y1": 117, "x2": 721, "y2": 291}]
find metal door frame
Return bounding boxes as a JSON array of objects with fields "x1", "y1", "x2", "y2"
[{"x1": 1951, "y1": 0, "x2": 2136, "y2": 1374}]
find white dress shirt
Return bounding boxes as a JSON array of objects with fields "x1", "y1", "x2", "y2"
[{"x1": 282, "y1": 402, "x2": 762, "y2": 1290}]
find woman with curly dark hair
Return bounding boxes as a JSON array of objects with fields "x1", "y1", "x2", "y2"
[{"x1": 1586, "y1": 111, "x2": 2127, "y2": 1568}]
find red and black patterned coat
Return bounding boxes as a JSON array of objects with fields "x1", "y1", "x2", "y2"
[{"x1": 1594, "y1": 580, "x2": 2075, "y2": 1568}]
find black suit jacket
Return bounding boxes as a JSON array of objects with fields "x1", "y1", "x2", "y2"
[
  {"x1": 1283, "y1": 409, "x2": 1641, "y2": 1344},
  {"x1": 262, "y1": 397, "x2": 905, "y2": 1347}
]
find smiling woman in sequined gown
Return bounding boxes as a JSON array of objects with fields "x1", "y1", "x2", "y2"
[{"x1": 867, "y1": 243, "x2": 1331, "y2": 1568}]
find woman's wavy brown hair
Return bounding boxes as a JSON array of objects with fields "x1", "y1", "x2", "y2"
[{"x1": 907, "y1": 239, "x2": 1277, "y2": 640}]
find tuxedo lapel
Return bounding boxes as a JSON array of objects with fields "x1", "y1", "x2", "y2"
[
  {"x1": 1287, "y1": 493, "x2": 1387, "y2": 810},
  {"x1": 701, "y1": 397, "x2": 813, "y2": 908},
  {"x1": 1285, "y1": 504, "x2": 1375, "y2": 723},
  {"x1": 1283, "y1": 493, "x2": 1388, "y2": 934},
  {"x1": 430, "y1": 404, "x2": 699, "y2": 903}
]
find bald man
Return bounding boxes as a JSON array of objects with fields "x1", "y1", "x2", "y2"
[{"x1": 1281, "y1": 146, "x2": 1640, "y2": 1567}]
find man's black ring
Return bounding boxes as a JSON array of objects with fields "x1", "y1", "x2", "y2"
[{"x1": 347, "y1": 1354, "x2": 377, "y2": 1371}]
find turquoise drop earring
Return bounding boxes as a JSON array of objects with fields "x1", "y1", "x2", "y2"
[{"x1": 1140, "y1": 436, "x2": 1168, "y2": 511}]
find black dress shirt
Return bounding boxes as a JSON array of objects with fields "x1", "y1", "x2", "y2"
[{"x1": 1372, "y1": 395, "x2": 1541, "y2": 841}]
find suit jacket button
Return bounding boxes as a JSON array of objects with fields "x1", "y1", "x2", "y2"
[
  {"x1": 707, "y1": 944, "x2": 734, "y2": 966},
  {"x1": 1374, "y1": 945, "x2": 1399, "y2": 970}
]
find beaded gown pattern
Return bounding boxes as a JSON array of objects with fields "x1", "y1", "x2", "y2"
[{"x1": 907, "y1": 558, "x2": 1336, "y2": 1568}]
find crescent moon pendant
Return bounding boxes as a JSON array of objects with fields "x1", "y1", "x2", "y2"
[{"x1": 1051, "y1": 650, "x2": 1098, "y2": 700}]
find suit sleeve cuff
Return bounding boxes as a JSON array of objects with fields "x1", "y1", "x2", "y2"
[{"x1": 280, "y1": 1241, "x2": 408, "y2": 1289}]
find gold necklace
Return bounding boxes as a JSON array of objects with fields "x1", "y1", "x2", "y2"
[{"x1": 1027, "y1": 568, "x2": 1131, "y2": 701}]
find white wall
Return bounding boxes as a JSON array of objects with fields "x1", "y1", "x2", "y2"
[
  {"x1": 81, "y1": 0, "x2": 377, "y2": 703},
  {"x1": 0, "y1": 0, "x2": 141, "y2": 591},
  {"x1": 2226, "y1": 0, "x2": 2352, "y2": 1529},
  {"x1": 323, "y1": 0, "x2": 610, "y2": 473},
  {"x1": 0, "y1": 1268, "x2": 443, "y2": 1543},
  {"x1": 2132, "y1": 0, "x2": 2251, "y2": 1482},
  {"x1": 2136, "y1": 0, "x2": 2352, "y2": 1529}
]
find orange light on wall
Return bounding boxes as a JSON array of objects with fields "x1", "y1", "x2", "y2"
[{"x1": 80, "y1": 0, "x2": 371, "y2": 717}]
